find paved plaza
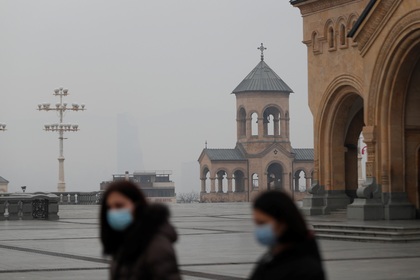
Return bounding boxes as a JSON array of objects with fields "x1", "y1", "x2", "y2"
[{"x1": 0, "y1": 203, "x2": 420, "y2": 280}]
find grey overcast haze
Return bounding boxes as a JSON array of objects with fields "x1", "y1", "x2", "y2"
[{"x1": 0, "y1": 0, "x2": 311, "y2": 193}]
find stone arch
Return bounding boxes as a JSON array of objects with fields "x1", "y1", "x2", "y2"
[
  {"x1": 262, "y1": 105, "x2": 282, "y2": 136},
  {"x1": 417, "y1": 145, "x2": 420, "y2": 209},
  {"x1": 251, "y1": 112, "x2": 259, "y2": 136},
  {"x1": 201, "y1": 166, "x2": 211, "y2": 193},
  {"x1": 369, "y1": 10, "x2": 420, "y2": 210},
  {"x1": 312, "y1": 30, "x2": 320, "y2": 53},
  {"x1": 233, "y1": 169, "x2": 245, "y2": 193},
  {"x1": 317, "y1": 75, "x2": 364, "y2": 207},
  {"x1": 266, "y1": 161, "x2": 286, "y2": 191},
  {"x1": 252, "y1": 173, "x2": 259, "y2": 189},
  {"x1": 347, "y1": 13, "x2": 358, "y2": 30},
  {"x1": 325, "y1": 19, "x2": 335, "y2": 50},
  {"x1": 293, "y1": 169, "x2": 308, "y2": 192},
  {"x1": 237, "y1": 107, "x2": 246, "y2": 138},
  {"x1": 336, "y1": 16, "x2": 347, "y2": 47},
  {"x1": 215, "y1": 169, "x2": 228, "y2": 193}
]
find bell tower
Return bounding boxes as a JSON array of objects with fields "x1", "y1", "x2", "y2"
[{"x1": 232, "y1": 43, "x2": 294, "y2": 155}]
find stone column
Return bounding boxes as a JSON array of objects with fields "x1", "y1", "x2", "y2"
[
  {"x1": 200, "y1": 178, "x2": 206, "y2": 193},
  {"x1": 258, "y1": 117, "x2": 264, "y2": 137},
  {"x1": 280, "y1": 117, "x2": 286, "y2": 139},
  {"x1": 294, "y1": 176, "x2": 299, "y2": 192},
  {"x1": 217, "y1": 177, "x2": 223, "y2": 193},
  {"x1": 305, "y1": 177, "x2": 311, "y2": 191},
  {"x1": 283, "y1": 172, "x2": 291, "y2": 194},
  {"x1": 246, "y1": 117, "x2": 252, "y2": 138},
  {"x1": 227, "y1": 177, "x2": 233, "y2": 193},
  {"x1": 274, "y1": 118, "x2": 280, "y2": 136},
  {"x1": 210, "y1": 178, "x2": 216, "y2": 193}
]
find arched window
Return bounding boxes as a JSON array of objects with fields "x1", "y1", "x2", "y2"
[
  {"x1": 251, "y1": 113, "x2": 258, "y2": 136},
  {"x1": 340, "y1": 23, "x2": 346, "y2": 46},
  {"x1": 238, "y1": 108, "x2": 246, "y2": 137},
  {"x1": 263, "y1": 107, "x2": 281, "y2": 136},
  {"x1": 202, "y1": 168, "x2": 210, "y2": 193},
  {"x1": 312, "y1": 31, "x2": 319, "y2": 52},
  {"x1": 233, "y1": 170, "x2": 245, "y2": 192},
  {"x1": 294, "y1": 170, "x2": 307, "y2": 192},
  {"x1": 216, "y1": 170, "x2": 227, "y2": 193},
  {"x1": 328, "y1": 26, "x2": 335, "y2": 49},
  {"x1": 252, "y1": 173, "x2": 259, "y2": 189}
]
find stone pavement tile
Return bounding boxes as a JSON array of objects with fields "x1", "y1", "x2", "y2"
[
  {"x1": 319, "y1": 240, "x2": 420, "y2": 260},
  {"x1": 1, "y1": 238, "x2": 105, "y2": 260},
  {"x1": 176, "y1": 232, "x2": 264, "y2": 265},
  {"x1": 182, "y1": 264, "x2": 253, "y2": 279},
  {"x1": 325, "y1": 257, "x2": 420, "y2": 280},
  {"x1": 0, "y1": 269, "x2": 108, "y2": 280},
  {"x1": 2, "y1": 204, "x2": 420, "y2": 280},
  {"x1": 0, "y1": 249, "x2": 107, "y2": 271}
]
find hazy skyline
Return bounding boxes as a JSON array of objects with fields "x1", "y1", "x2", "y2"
[{"x1": 0, "y1": 0, "x2": 311, "y2": 193}]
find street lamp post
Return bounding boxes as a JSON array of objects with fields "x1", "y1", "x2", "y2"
[
  {"x1": 0, "y1": 123, "x2": 6, "y2": 131},
  {"x1": 38, "y1": 87, "x2": 86, "y2": 192}
]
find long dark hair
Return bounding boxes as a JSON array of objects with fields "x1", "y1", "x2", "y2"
[
  {"x1": 100, "y1": 180, "x2": 148, "y2": 257},
  {"x1": 253, "y1": 190, "x2": 309, "y2": 244}
]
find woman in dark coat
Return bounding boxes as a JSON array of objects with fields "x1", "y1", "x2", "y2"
[
  {"x1": 100, "y1": 181, "x2": 182, "y2": 280},
  {"x1": 249, "y1": 191, "x2": 326, "y2": 280}
]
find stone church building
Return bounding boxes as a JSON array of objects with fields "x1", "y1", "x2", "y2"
[
  {"x1": 292, "y1": 0, "x2": 420, "y2": 219},
  {"x1": 198, "y1": 47, "x2": 314, "y2": 202}
]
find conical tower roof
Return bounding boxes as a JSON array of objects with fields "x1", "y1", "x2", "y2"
[{"x1": 232, "y1": 52, "x2": 293, "y2": 94}]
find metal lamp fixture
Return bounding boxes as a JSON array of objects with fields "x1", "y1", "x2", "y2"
[
  {"x1": 0, "y1": 123, "x2": 6, "y2": 131},
  {"x1": 37, "y1": 87, "x2": 86, "y2": 192}
]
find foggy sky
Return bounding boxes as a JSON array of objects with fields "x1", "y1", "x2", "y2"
[{"x1": 0, "y1": 0, "x2": 311, "y2": 193}]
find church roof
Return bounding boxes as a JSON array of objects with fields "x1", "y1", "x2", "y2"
[
  {"x1": 293, "y1": 148, "x2": 314, "y2": 161},
  {"x1": 0, "y1": 176, "x2": 9, "y2": 184},
  {"x1": 203, "y1": 148, "x2": 246, "y2": 161},
  {"x1": 232, "y1": 60, "x2": 294, "y2": 94}
]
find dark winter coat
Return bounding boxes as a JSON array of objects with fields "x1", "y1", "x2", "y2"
[
  {"x1": 110, "y1": 205, "x2": 182, "y2": 280},
  {"x1": 249, "y1": 237, "x2": 325, "y2": 280}
]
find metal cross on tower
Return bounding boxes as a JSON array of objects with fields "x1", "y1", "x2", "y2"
[{"x1": 257, "y1": 43, "x2": 267, "y2": 61}]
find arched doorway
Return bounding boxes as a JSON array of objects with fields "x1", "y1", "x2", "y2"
[
  {"x1": 202, "y1": 167, "x2": 210, "y2": 193},
  {"x1": 318, "y1": 83, "x2": 364, "y2": 211},
  {"x1": 330, "y1": 93, "x2": 364, "y2": 204},
  {"x1": 403, "y1": 57, "x2": 420, "y2": 211},
  {"x1": 233, "y1": 170, "x2": 245, "y2": 192},
  {"x1": 294, "y1": 170, "x2": 307, "y2": 192},
  {"x1": 267, "y1": 163, "x2": 283, "y2": 190}
]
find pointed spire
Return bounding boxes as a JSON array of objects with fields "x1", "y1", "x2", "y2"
[{"x1": 257, "y1": 43, "x2": 267, "y2": 61}]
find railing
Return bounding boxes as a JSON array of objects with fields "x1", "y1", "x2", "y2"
[
  {"x1": 51, "y1": 191, "x2": 103, "y2": 205},
  {"x1": 0, "y1": 193, "x2": 59, "y2": 220}
]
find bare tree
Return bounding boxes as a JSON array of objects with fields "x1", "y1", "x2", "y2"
[{"x1": 177, "y1": 191, "x2": 200, "y2": 203}]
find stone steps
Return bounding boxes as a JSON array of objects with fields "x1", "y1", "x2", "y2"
[{"x1": 312, "y1": 224, "x2": 420, "y2": 243}]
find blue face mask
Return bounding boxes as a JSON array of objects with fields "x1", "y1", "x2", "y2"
[
  {"x1": 255, "y1": 224, "x2": 277, "y2": 247},
  {"x1": 107, "y1": 208, "x2": 133, "y2": 231}
]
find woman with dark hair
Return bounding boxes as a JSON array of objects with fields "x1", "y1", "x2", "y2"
[
  {"x1": 100, "y1": 180, "x2": 182, "y2": 280},
  {"x1": 249, "y1": 191, "x2": 325, "y2": 280}
]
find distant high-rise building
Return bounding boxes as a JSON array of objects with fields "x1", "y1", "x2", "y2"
[{"x1": 116, "y1": 113, "x2": 144, "y2": 173}]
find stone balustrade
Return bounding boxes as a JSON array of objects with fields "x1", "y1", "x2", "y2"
[
  {"x1": 0, "y1": 193, "x2": 59, "y2": 220},
  {"x1": 51, "y1": 191, "x2": 103, "y2": 205}
]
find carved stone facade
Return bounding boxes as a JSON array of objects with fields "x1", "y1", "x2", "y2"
[
  {"x1": 292, "y1": 0, "x2": 420, "y2": 219},
  {"x1": 198, "y1": 53, "x2": 314, "y2": 202}
]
